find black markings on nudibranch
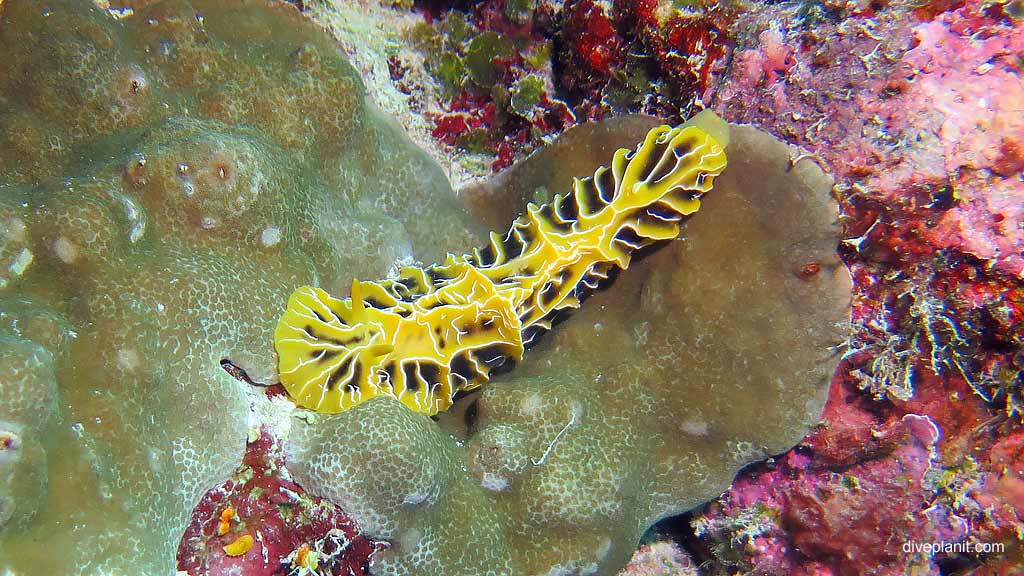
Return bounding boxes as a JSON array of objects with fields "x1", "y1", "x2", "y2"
[
  {"x1": 648, "y1": 153, "x2": 680, "y2": 184},
  {"x1": 418, "y1": 363, "x2": 441, "y2": 387},
  {"x1": 274, "y1": 122, "x2": 727, "y2": 415},
  {"x1": 574, "y1": 178, "x2": 605, "y2": 216},
  {"x1": 329, "y1": 335, "x2": 360, "y2": 347},
  {"x1": 554, "y1": 193, "x2": 580, "y2": 227},
  {"x1": 539, "y1": 281, "x2": 561, "y2": 307},
  {"x1": 613, "y1": 227, "x2": 647, "y2": 251},
  {"x1": 318, "y1": 349, "x2": 341, "y2": 363},
  {"x1": 402, "y1": 363, "x2": 419, "y2": 391},
  {"x1": 537, "y1": 202, "x2": 573, "y2": 233},
  {"x1": 502, "y1": 229, "x2": 526, "y2": 259},
  {"x1": 363, "y1": 297, "x2": 389, "y2": 310},
  {"x1": 521, "y1": 325, "x2": 544, "y2": 347},
  {"x1": 634, "y1": 149, "x2": 665, "y2": 183},
  {"x1": 515, "y1": 222, "x2": 536, "y2": 245},
  {"x1": 474, "y1": 345, "x2": 508, "y2": 368},
  {"x1": 383, "y1": 361, "x2": 397, "y2": 383},
  {"x1": 450, "y1": 352, "x2": 476, "y2": 382},
  {"x1": 595, "y1": 167, "x2": 616, "y2": 203},
  {"x1": 345, "y1": 362, "x2": 362, "y2": 392},
  {"x1": 646, "y1": 203, "x2": 682, "y2": 222},
  {"x1": 326, "y1": 356, "x2": 354, "y2": 391}
]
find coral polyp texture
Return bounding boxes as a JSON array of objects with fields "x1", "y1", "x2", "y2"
[
  {"x1": 0, "y1": 0, "x2": 478, "y2": 573},
  {"x1": 287, "y1": 118, "x2": 851, "y2": 575},
  {"x1": 0, "y1": 0, "x2": 856, "y2": 574},
  {"x1": 276, "y1": 119, "x2": 727, "y2": 415}
]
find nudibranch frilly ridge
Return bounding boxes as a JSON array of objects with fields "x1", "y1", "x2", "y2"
[{"x1": 275, "y1": 115, "x2": 728, "y2": 415}]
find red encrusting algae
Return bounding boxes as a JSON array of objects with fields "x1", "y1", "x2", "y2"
[{"x1": 176, "y1": 426, "x2": 384, "y2": 576}]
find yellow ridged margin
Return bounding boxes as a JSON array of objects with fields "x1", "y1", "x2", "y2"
[{"x1": 275, "y1": 117, "x2": 728, "y2": 415}]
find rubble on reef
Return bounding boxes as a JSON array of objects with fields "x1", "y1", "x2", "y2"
[{"x1": 617, "y1": 541, "x2": 699, "y2": 575}]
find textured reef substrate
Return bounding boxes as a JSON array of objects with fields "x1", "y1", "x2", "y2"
[
  {"x1": 377, "y1": 0, "x2": 1024, "y2": 572},
  {"x1": 0, "y1": 0, "x2": 1022, "y2": 575}
]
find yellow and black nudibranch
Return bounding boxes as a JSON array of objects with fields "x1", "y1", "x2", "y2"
[{"x1": 275, "y1": 116, "x2": 728, "y2": 415}]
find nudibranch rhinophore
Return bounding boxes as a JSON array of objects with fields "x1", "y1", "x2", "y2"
[{"x1": 275, "y1": 114, "x2": 728, "y2": 415}]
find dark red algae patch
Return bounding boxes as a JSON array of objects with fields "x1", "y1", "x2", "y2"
[
  {"x1": 555, "y1": 0, "x2": 626, "y2": 105},
  {"x1": 615, "y1": 0, "x2": 735, "y2": 116},
  {"x1": 409, "y1": 1, "x2": 575, "y2": 171},
  {"x1": 410, "y1": 0, "x2": 738, "y2": 170},
  {"x1": 176, "y1": 426, "x2": 384, "y2": 576}
]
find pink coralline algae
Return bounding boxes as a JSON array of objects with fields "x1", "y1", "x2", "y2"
[
  {"x1": 687, "y1": 0, "x2": 1024, "y2": 572},
  {"x1": 732, "y1": 28, "x2": 795, "y2": 87},
  {"x1": 696, "y1": 415, "x2": 944, "y2": 575},
  {"x1": 692, "y1": 367, "x2": 1023, "y2": 575},
  {"x1": 715, "y1": 0, "x2": 1024, "y2": 278},
  {"x1": 900, "y1": 17, "x2": 1024, "y2": 277}
]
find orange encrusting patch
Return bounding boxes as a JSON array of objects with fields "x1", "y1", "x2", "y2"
[
  {"x1": 217, "y1": 507, "x2": 235, "y2": 536},
  {"x1": 275, "y1": 121, "x2": 727, "y2": 415},
  {"x1": 295, "y1": 544, "x2": 317, "y2": 570},
  {"x1": 223, "y1": 534, "x2": 254, "y2": 557}
]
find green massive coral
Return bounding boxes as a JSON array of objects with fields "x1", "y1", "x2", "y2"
[
  {"x1": 287, "y1": 120, "x2": 852, "y2": 575},
  {"x1": 0, "y1": 0, "x2": 479, "y2": 573},
  {"x1": 0, "y1": 0, "x2": 849, "y2": 574}
]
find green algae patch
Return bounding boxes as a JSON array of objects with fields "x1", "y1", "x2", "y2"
[
  {"x1": 286, "y1": 116, "x2": 852, "y2": 575},
  {"x1": 0, "y1": 0, "x2": 481, "y2": 573},
  {"x1": 510, "y1": 74, "x2": 547, "y2": 118},
  {"x1": 465, "y1": 32, "x2": 516, "y2": 89}
]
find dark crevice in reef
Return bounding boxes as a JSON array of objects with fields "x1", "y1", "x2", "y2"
[
  {"x1": 648, "y1": 509, "x2": 714, "y2": 572},
  {"x1": 936, "y1": 553, "x2": 985, "y2": 575}
]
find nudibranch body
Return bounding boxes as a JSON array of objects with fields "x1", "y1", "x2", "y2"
[{"x1": 275, "y1": 118, "x2": 728, "y2": 415}]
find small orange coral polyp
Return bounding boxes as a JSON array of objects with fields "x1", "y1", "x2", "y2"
[
  {"x1": 295, "y1": 544, "x2": 317, "y2": 569},
  {"x1": 216, "y1": 507, "x2": 235, "y2": 536}
]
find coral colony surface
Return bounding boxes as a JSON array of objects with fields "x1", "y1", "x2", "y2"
[{"x1": 0, "y1": 1, "x2": 1020, "y2": 576}]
